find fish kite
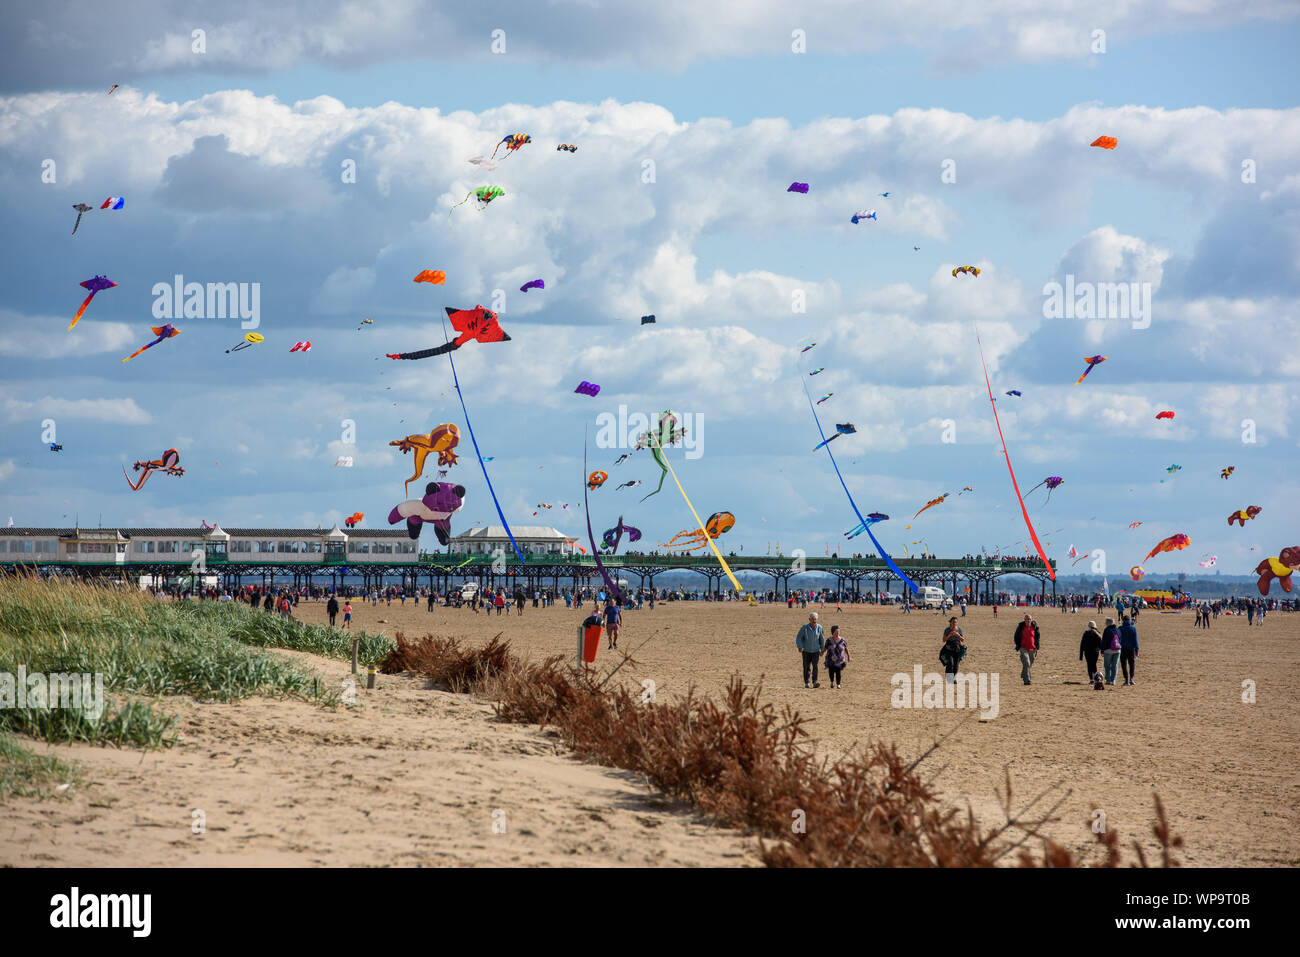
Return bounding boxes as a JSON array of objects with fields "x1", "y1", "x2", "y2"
[
  {"x1": 69, "y1": 275, "x2": 117, "y2": 330},
  {"x1": 414, "y1": 270, "x2": 446, "y2": 286},
  {"x1": 1005, "y1": 390, "x2": 1022, "y2": 397},
  {"x1": 520, "y1": 279, "x2": 545, "y2": 293},
  {"x1": 588, "y1": 470, "x2": 608, "y2": 490},
  {"x1": 1075, "y1": 355, "x2": 1106, "y2": 385},
  {"x1": 387, "y1": 306, "x2": 511, "y2": 360},
  {"x1": 1143, "y1": 533, "x2": 1190, "y2": 563},
  {"x1": 121, "y1": 324, "x2": 180, "y2": 362},
  {"x1": 1220, "y1": 466, "x2": 1235, "y2": 479},
  {"x1": 101, "y1": 197, "x2": 125, "y2": 210},
  {"x1": 1228, "y1": 506, "x2": 1262, "y2": 527},
  {"x1": 226, "y1": 332, "x2": 264, "y2": 353},
  {"x1": 490, "y1": 133, "x2": 531, "y2": 160},
  {"x1": 1090, "y1": 136, "x2": 1118, "y2": 150},
  {"x1": 615, "y1": 480, "x2": 641, "y2": 490},
  {"x1": 851, "y1": 210, "x2": 877, "y2": 224},
  {"x1": 661, "y1": 511, "x2": 735, "y2": 551},
  {"x1": 290, "y1": 341, "x2": 311, "y2": 352},
  {"x1": 641, "y1": 315, "x2": 656, "y2": 325},
  {"x1": 123, "y1": 448, "x2": 184, "y2": 490},
  {"x1": 812, "y1": 423, "x2": 857, "y2": 451},
  {"x1": 913, "y1": 493, "x2": 948, "y2": 519},
  {"x1": 952, "y1": 266, "x2": 980, "y2": 277},
  {"x1": 344, "y1": 512, "x2": 364, "y2": 528},
  {"x1": 1027, "y1": 476, "x2": 1064, "y2": 503},
  {"x1": 574, "y1": 381, "x2": 601, "y2": 397},
  {"x1": 556, "y1": 144, "x2": 578, "y2": 153},
  {"x1": 388, "y1": 481, "x2": 466, "y2": 545},
  {"x1": 390, "y1": 424, "x2": 461, "y2": 493},
  {"x1": 601, "y1": 516, "x2": 642, "y2": 553},
  {"x1": 787, "y1": 182, "x2": 809, "y2": 193},
  {"x1": 449, "y1": 186, "x2": 505, "y2": 218},
  {"x1": 816, "y1": 393, "x2": 833, "y2": 404},
  {"x1": 70, "y1": 203, "x2": 93, "y2": 235},
  {"x1": 1156, "y1": 410, "x2": 1175, "y2": 420}
]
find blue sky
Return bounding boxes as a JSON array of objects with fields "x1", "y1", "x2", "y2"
[{"x1": 1, "y1": 1, "x2": 1297, "y2": 581}]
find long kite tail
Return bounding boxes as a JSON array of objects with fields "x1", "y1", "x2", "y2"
[
  {"x1": 812, "y1": 434, "x2": 840, "y2": 452},
  {"x1": 648, "y1": 429, "x2": 743, "y2": 594},
  {"x1": 584, "y1": 435, "x2": 622, "y2": 602},
  {"x1": 72, "y1": 212, "x2": 84, "y2": 235},
  {"x1": 803, "y1": 379, "x2": 916, "y2": 592},
  {"x1": 444, "y1": 318, "x2": 525, "y2": 566},
  {"x1": 387, "y1": 342, "x2": 458, "y2": 361},
  {"x1": 448, "y1": 190, "x2": 474, "y2": 219},
  {"x1": 976, "y1": 331, "x2": 1054, "y2": 579},
  {"x1": 121, "y1": 343, "x2": 150, "y2": 362},
  {"x1": 1074, "y1": 365, "x2": 1094, "y2": 386},
  {"x1": 69, "y1": 292, "x2": 95, "y2": 330}
]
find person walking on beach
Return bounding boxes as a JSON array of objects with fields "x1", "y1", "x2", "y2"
[
  {"x1": 494, "y1": 590, "x2": 506, "y2": 616},
  {"x1": 603, "y1": 598, "x2": 622, "y2": 650},
  {"x1": 342, "y1": 601, "x2": 352, "y2": 630},
  {"x1": 823, "y1": 625, "x2": 849, "y2": 688},
  {"x1": 1079, "y1": 620, "x2": 1103, "y2": 683},
  {"x1": 1119, "y1": 614, "x2": 1139, "y2": 686},
  {"x1": 1013, "y1": 613, "x2": 1040, "y2": 686},
  {"x1": 796, "y1": 612, "x2": 825, "y2": 688},
  {"x1": 1101, "y1": 617, "x2": 1121, "y2": 685},
  {"x1": 514, "y1": 586, "x2": 526, "y2": 616},
  {"x1": 941, "y1": 618, "x2": 967, "y2": 685},
  {"x1": 327, "y1": 595, "x2": 339, "y2": 628}
]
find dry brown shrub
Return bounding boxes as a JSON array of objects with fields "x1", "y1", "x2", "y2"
[{"x1": 379, "y1": 632, "x2": 511, "y2": 692}]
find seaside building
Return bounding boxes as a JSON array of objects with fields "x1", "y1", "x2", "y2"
[{"x1": 449, "y1": 525, "x2": 575, "y2": 557}]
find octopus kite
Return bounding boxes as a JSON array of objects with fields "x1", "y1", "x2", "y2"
[
  {"x1": 661, "y1": 511, "x2": 735, "y2": 551},
  {"x1": 1255, "y1": 547, "x2": 1300, "y2": 595},
  {"x1": 1228, "y1": 506, "x2": 1262, "y2": 527},
  {"x1": 390, "y1": 424, "x2": 461, "y2": 493},
  {"x1": 587, "y1": 470, "x2": 608, "y2": 490},
  {"x1": 844, "y1": 512, "x2": 889, "y2": 541},
  {"x1": 1143, "y1": 533, "x2": 1190, "y2": 563},
  {"x1": 601, "y1": 516, "x2": 642, "y2": 553},
  {"x1": 123, "y1": 449, "x2": 184, "y2": 490},
  {"x1": 1075, "y1": 355, "x2": 1106, "y2": 385},
  {"x1": 1027, "y1": 476, "x2": 1064, "y2": 503},
  {"x1": 913, "y1": 494, "x2": 948, "y2": 519},
  {"x1": 70, "y1": 275, "x2": 117, "y2": 330},
  {"x1": 121, "y1": 324, "x2": 180, "y2": 362},
  {"x1": 387, "y1": 306, "x2": 511, "y2": 360},
  {"x1": 449, "y1": 186, "x2": 505, "y2": 218}
]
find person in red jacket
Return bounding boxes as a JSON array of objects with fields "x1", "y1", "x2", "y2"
[{"x1": 1013, "y1": 613, "x2": 1041, "y2": 685}]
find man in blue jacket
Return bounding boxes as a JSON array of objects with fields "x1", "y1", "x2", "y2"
[
  {"x1": 796, "y1": 612, "x2": 825, "y2": 689},
  {"x1": 1119, "y1": 615, "x2": 1139, "y2": 686}
]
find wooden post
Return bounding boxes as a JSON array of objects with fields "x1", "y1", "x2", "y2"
[
  {"x1": 350, "y1": 639, "x2": 359, "y2": 675},
  {"x1": 366, "y1": 666, "x2": 376, "y2": 689}
]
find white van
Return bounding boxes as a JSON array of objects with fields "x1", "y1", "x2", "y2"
[
  {"x1": 460, "y1": 582, "x2": 480, "y2": 602},
  {"x1": 917, "y1": 586, "x2": 947, "y2": 609}
]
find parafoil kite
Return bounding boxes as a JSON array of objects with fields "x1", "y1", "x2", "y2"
[
  {"x1": 71, "y1": 203, "x2": 93, "y2": 235},
  {"x1": 812, "y1": 422, "x2": 857, "y2": 451},
  {"x1": 121, "y1": 324, "x2": 180, "y2": 362},
  {"x1": 816, "y1": 393, "x2": 833, "y2": 404},
  {"x1": 226, "y1": 332, "x2": 264, "y2": 353},
  {"x1": 334, "y1": 456, "x2": 352, "y2": 467},
  {"x1": 1156, "y1": 410, "x2": 1175, "y2": 420},
  {"x1": 1220, "y1": 466, "x2": 1234, "y2": 479},
  {"x1": 587, "y1": 470, "x2": 608, "y2": 490},
  {"x1": 290, "y1": 341, "x2": 311, "y2": 352},
  {"x1": 449, "y1": 186, "x2": 505, "y2": 218},
  {"x1": 1075, "y1": 355, "x2": 1106, "y2": 385},
  {"x1": 641, "y1": 315, "x2": 656, "y2": 325},
  {"x1": 387, "y1": 306, "x2": 511, "y2": 360},
  {"x1": 49, "y1": 443, "x2": 63, "y2": 451},
  {"x1": 123, "y1": 448, "x2": 184, "y2": 490},
  {"x1": 1027, "y1": 476, "x2": 1064, "y2": 503},
  {"x1": 1090, "y1": 136, "x2": 1118, "y2": 150},
  {"x1": 556, "y1": 144, "x2": 578, "y2": 153},
  {"x1": 69, "y1": 275, "x2": 117, "y2": 330},
  {"x1": 601, "y1": 516, "x2": 642, "y2": 553},
  {"x1": 952, "y1": 266, "x2": 980, "y2": 277},
  {"x1": 520, "y1": 279, "x2": 545, "y2": 293},
  {"x1": 388, "y1": 481, "x2": 466, "y2": 545},
  {"x1": 390, "y1": 424, "x2": 461, "y2": 493},
  {"x1": 787, "y1": 182, "x2": 809, "y2": 193},
  {"x1": 413, "y1": 270, "x2": 446, "y2": 286},
  {"x1": 574, "y1": 381, "x2": 601, "y2": 397},
  {"x1": 1005, "y1": 390, "x2": 1022, "y2": 397},
  {"x1": 1165, "y1": 464, "x2": 1182, "y2": 474},
  {"x1": 1129, "y1": 566, "x2": 1145, "y2": 581},
  {"x1": 101, "y1": 197, "x2": 125, "y2": 210},
  {"x1": 490, "y1": 134, "x2": 531, "y2": 160},
  {"x1": 1143, "y1": 533, "x2": 1190, "y2": 563},
  {"x1": 661, "y1": 511, "x2": 735, "y2": 551},
  {"x1": 1255, "y1": 547, "x2": 1300, "y2": 595},
  {"x1": 851, "y1": 210, "x2": 877, "y2": 224},
  {"x1": 1128, "y1": 521, "x2": 1143, "y2": 529},
  {"x1": 1228, "y1": 506, "x2": 1262, "y2": 527},
  {"x1": 913, "y1": 493, "x2": 949, "y2": 519},
  {"x1": 344, "y1": 512, "x2": 364, "y2": 528}
]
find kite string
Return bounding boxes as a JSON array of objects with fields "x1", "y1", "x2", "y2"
[
  {"x1": 583, "y1": 433, "x2": 622, "y2": 602},
  {"x1": 801, "y1": 378, "x2": 917, "y2": 593},
  {"x1": 975, "y1": 331, "x2": 1054, "y2": 580},
  {"x1": 649, "y1": 429, "x2": 743, "y2": 594},
  {"x1": 443, "y1": 317, "x2": 526, "y2": 567}
]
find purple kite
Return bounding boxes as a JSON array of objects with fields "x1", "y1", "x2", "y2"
[
  {"x1": 574, "y1": 381, "x2": 601, "y2": 397},
  {"x1": 1027, "y1": 476, "x2": 1064, "y2": 504},
  {"x1": 788, "y1": 182, "x2": 809, "y2": 193},
  {"x1": 69, "y1": 275, "x2": 117, "y2": 330},
  {"x1": 121, "y1": 324, "x2": 181, "y2": 363},
  {"x1": 520, "y1": 279, "x2": 545, "y2": 292}
]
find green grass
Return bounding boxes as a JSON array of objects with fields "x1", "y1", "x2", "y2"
[{"x1": 0, "y1": 732, "x2": 80, "y2": 801}]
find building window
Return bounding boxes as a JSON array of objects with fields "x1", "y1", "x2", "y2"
[
  {"x1": 231, "y1": 541, "x2": 251, "y2": 553},
  {"x1": 255, "y1": 541, "x2": 274, "y2": 553},
  {"x1": 305, "y1": 541, "x2": 322, "y2": 553},
  {"x1": 158, "y1": 541, "x2": 178, "y2": 554}
]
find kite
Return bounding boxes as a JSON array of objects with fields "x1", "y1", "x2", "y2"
[
  {"x1": 880, "y1": 192, "x2": 890, "y2": 198},
  {"x1": 334, "y1": 456, "x2": 353, "y2": 467},
  {"x1": 467, "y1": 157, "x2": 498, "y2": 171},
  {"x1": 851, "y1": 210, "x2": 877, "y2": 224},
  {"x1": 388, "y1": 481, "x2": 466, "y2": 545},
  {"x1": 787, "y1": 182, "x2": 809, "y2": 193},
  {"x1": 812, "y1": 423, "x2": 857, "y2": 451},
  {"x1": 913, "y1": 246, "x2": 920, "y2": 251},
  {"x1": 635, "y1": 411, "x2": 686, "y2": 502},
  {"x1": 556, "y1": 144, "x2": 578, "y2": 153},
  {"x1": 100, "y1": 197, "x2": 125, "y2": 210},
  {"x1": 1075, "y1": 355, "x2": 1106, "y2": 385},
  {"x1": 1228, "y1": 506, "x2": 1262, "y2": 527},
  {"x1": 574, "y1": 381, "x2": 601, "y2": 397},
  {"x1": 71, "y1": 203, "x2": 93, "y2": 235},
  {"x1": 809, "y1": 368, "x2": 825, "y2": 375},
  {"x1": 587, "y1": 470, "x2": 608, "y2": 490},
  {"x1": 1156, "y1": 411, "x2": 1175, "y2": 420},
  {"x1": 121, "y1": 324, "x2": 180, "y2": 362},
  {"x1": 844, "y1": 512, "x2": 888, "y2": 541},
  {"x1": 959, "y1": 486, "x2": 974, "y2": 494},
  {"x1": 1128, "y1": 522, "x2": 1143, "y2": 529},
  {"x1": 357, "y1": 318, "x2": 373, "y2": 331},
  {"x1": 803, "y1": 377, "x2": 915, "y2": 591},
  {"x1": 613, "y1": 454, "x2": 630, "y2": 466},
  {"x1": 520, "y1": 279, "x2": 545, "y2": 293},
  {"x1": 1220, "y1": 466, "x2": 1235, "y2": 479},
  {"x1": 816, "y1": 393, "x2": 833, "y2": 404},
  {"x1": 1027, "y1": 476, "x2": 1064, "y2": 504},
  {"x1": 952, "y1": 266, "x2": 980, "y2": 277},
  {"x1": 1071, "y1": 552, "x2": 1092, "y2": 567},
  {"x1": 414, "y1": 270, "x2": 446, "y2": 286},
  {"x1": 1255, "y1": 548, "x2": 1300, "y2": 595},
  {"x1": 661, "y1": 511, "x2": 735, "y2": 551},
  {"x1": 388, "y1": 306, "x2": 511, "y2": 361},
  {"x1": 490, "y1": 133, "x2": 531, "y2": 160},
  {"x1": 226, "y1": 332, "x2": 264, "y2": 353},
  {"x1": 641, "y1": 315, "x2": 656, "y2": 324},
  {"x1": 1129, "y1": 566, "x2": 1145, "y2": 581},
  {"x1": 290, "y1": 341, "x2": 311, "y2": 352},
  {"x1": 913, "y1": 493, "x2": 949, "y2": 519},
  {"x1": 449, "y1": 186, "x2": 505, "y2": 218},
  {"x1": 1005, "y1": 390, "x2": 1022, "y2": 397},
  {"x1": 49, "y1": 444, "x2": 63, "y2": 452},
  {"x1": 69, "y1": 275, "x2": 117, "y2": 330},
  {"x1": 801, "y1": 343, "x2": 816, "y2": 353},
  {"x1": 976, "y1": 331, "x2": 1054, "y2": 580},
  {"x1": 1198, "y1": 555, "x2": 1217, "y2": 568},
  {"x1": 1143, "y1": 533, "x2": 1190, "y2": 563},
  {"x1": 390, "y1": 424, "x2": 461, "y2": 493},
  {"x1": 1090, "y1": 136, "x2": 1118, "y2": 150},
  {"x1": 344, "y1": 512, "x2": 364, "y2": 528},
  {"x1": 107, "y1": 84, "x2": 119, "y2": 94},
  {"x1": 123, "y1": 448, "x2": 184, "y2": 490},
  {"x1": 615, "y1": 480, "x2": 642, "y2": 490},
  {"x1": 601, "y1": 516, "x2": 642, "y2": 553},
  {"x1": 1165, "y1": 464, "x2": 1182, "y2": 474}
]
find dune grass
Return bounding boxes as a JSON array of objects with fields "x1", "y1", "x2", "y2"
[{"x1": 0, "y1": 733, "x2": 80, "y2": 802}]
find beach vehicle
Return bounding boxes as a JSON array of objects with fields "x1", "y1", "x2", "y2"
[
  {"x1": 916, "y1": 586, "x2": 947, "y2": 609},
  {"x1": 460, "y1": 582, "x2": 480, "y2": 601}
]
